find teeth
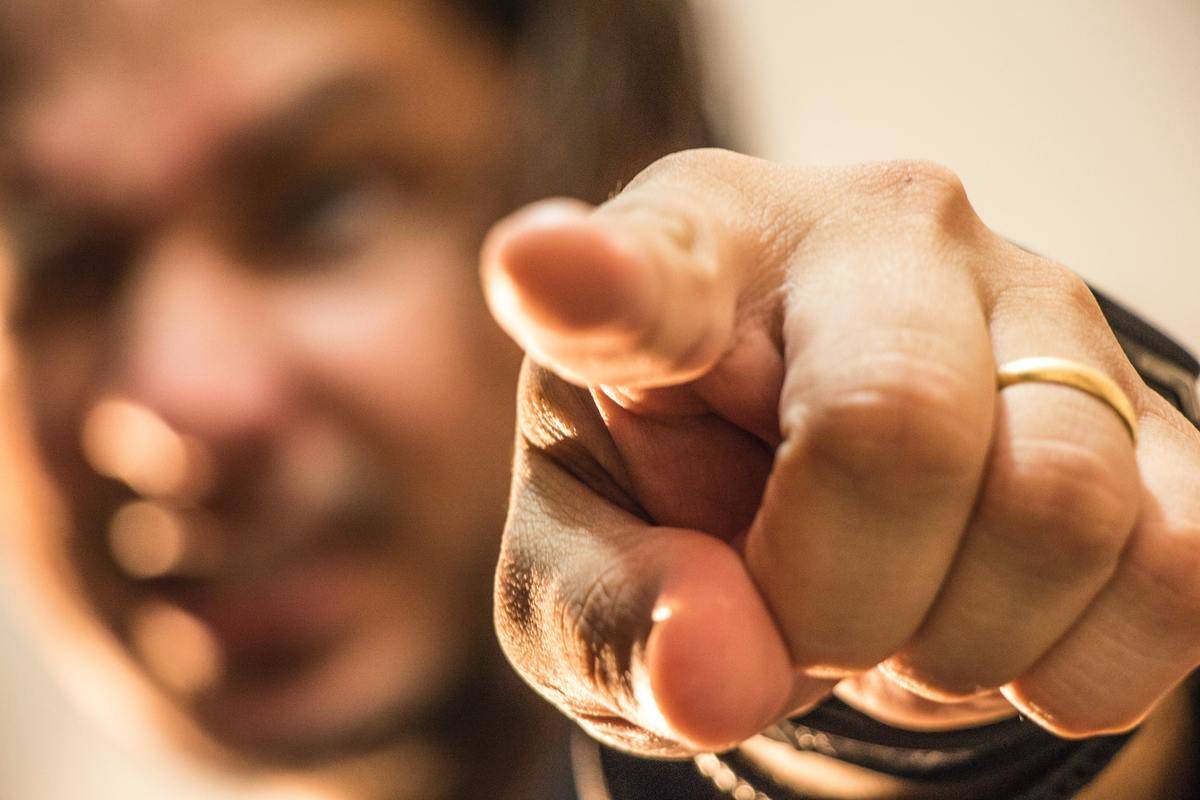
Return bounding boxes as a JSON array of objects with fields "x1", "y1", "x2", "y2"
[
  {"x1": 108, "y1": 500, "x2": 222, "y2": 580},
  {"x1": 129, "y1": 600, "x2": 224, "y2": 696},
  {"x1": 80, "y1": 396, "x2": 213, "y2": 501},
  {"x1": 109, "y1": 501, "x2": 185, "y2": 579}
]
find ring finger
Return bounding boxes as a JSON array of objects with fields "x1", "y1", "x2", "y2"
[{"x1": 885, "y1": 268, "x2": 1142, "y2": 699}]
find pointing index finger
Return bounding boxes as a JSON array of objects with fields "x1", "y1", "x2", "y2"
[{"x1": 480, "y1": 150, "x2": 786, "y2": 390}]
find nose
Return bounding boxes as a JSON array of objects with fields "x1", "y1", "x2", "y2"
[{"x1": 113, "y1": 230, "x2": 289, "y2": 446}]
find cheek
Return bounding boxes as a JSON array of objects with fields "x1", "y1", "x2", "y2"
[
  {"x1": 276, "y1": 256, "x2": 488, "y2": 431},
  {"x1": 16, "y1": 326, "x2": 110, "y2": 483},
  {"x1": 270, "y1": 236, "x2": 524, "y2": 565},
  {"x1": 8, "y1": 330, "x2": 137, "y2": 636},
  {"x1": 271, "y1": 245, "x2": 520, "y2": 536}
]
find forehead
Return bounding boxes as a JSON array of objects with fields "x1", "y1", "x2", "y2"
[{"x1": 4, "y1": 0, "x2": 507, "y2": 214}]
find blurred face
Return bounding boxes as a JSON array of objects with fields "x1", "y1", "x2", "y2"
[{"x1": 2, "y1": 0, "x2": 522, "y2": 764}]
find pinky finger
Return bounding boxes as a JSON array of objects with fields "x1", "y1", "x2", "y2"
[{"x1": 1005, "y1": 411, "x2": 1200, "y2": 737}]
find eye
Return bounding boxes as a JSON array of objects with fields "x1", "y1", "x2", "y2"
[
  {"x1": 10, "y1": 230, "x2": 136, "y2": 331},
  {"x1": 261, "y1": 167, "x2": 394, "y2": 265}
]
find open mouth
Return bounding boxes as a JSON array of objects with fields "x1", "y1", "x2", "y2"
[
  {"x1": 175, "y1": 549, "x2": 369, "y2": 651},
  {"x1": 116, "y1": 513, "x2": 391, "y2": 707}
]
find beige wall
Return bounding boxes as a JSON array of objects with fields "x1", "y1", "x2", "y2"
[{"x1": 699, "y1": 0, "x2": 1200, "y2": 348}]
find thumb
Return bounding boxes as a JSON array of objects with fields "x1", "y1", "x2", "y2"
[
  {"x1": 497, "y1": 439, "x2": 830, "y2": 753},
  {"x1": 638, "y1": 530, "x2": 833, "y2": 750}
]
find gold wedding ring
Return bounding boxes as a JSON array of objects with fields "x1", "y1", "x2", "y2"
[{"x1": 997, "y1": 357, "x2": 1139, "y2": 444}]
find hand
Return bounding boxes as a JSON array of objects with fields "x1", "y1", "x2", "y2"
[{"x1": 479, "y1": 150, "x2": 1200, "y2": 756}]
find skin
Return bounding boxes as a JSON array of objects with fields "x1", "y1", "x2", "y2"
[
  {"x1": 1, "y1": 1, "x2": 565, "y2": 797},
  {"x1": 483, "y1": 150, "x2": 1200, "y2": 794}
]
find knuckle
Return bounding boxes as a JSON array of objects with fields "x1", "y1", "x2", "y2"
[
  {"x1": 1128, "y1": 523, "x2": 1200, "y2": 626},
  {"x1": 856, "y1": 160, "x2": 974, "y2": 235},
  {"x1": 559, "y1": 551, "x2": 657, "y2": 709},
  {"x1": 493, "y1": 508, "x2": 567, "y2": 682},
  {"x1": 979, "y1": 438, "x2": 1135, "y2": 577},
  {"x1": 624, "y1": 147, "x2": 750, "y2": 193},
  {"x1": 494, "y1": 535, "x2": 583, "y2": 715},
  {"x1": 515, "y1": 359, "x2": 585, "y2": 449},
  {"x1": 1021, "y1": 261, "x2": 1105, "y2": 321},
  {"x1": 793, "y1": 352, "x2": 985, "y2": 489},
  {"x1": 993, "y1": 261, "x2": 1120, "y2": 343},
  {"x1": 494, "y1": 541, "x2": 540, "y2": 652},
  {"x1": 1040, "y1": 263, "x2": 1096, "y2": 311},
  {"x1": 888, "y1": 159, "x2": 966, "y2": 197}
]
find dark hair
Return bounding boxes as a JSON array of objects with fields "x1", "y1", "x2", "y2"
[
  {"x1": 0, "y1": 1, "x2": 718, "y2": 209},
  {"x1": 455, "y1": 0, "x2": 528, "y2": 39},
  {"x1": 454, "y1": 0, "x2": 718, "y2": 205}
]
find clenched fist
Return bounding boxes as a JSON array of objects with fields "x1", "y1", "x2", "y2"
[{"x1": 479, "y1": 150, "x2": 1200, "y2": 759}]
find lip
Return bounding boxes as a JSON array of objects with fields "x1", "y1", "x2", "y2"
[
  {"x1": 117, "y1": 487, "x2": 395, "y2": 654},
  {"x1": 165, "y1": 549, "x2": 373, "y2": 658}
]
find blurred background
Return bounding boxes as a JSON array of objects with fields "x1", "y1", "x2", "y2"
[
  {"x1": 2, "y1": 1, "x2": 1197, "y2": 797},
  {"x1": 698, "y1": 0, "x2": 1200, "y2": 346}
]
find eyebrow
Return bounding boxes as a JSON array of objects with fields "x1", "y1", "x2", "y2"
[
  {"x1": 2, "y1": 70, "x2": 394, "y2": 264},
  {"x1": 218, "y1": 71, "x2": 392, "y2": 182}
]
